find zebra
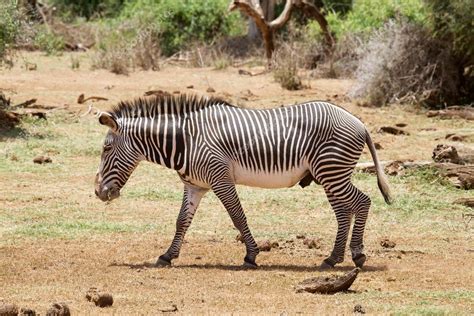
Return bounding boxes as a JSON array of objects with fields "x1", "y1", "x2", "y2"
[{"x1": 94, "y1": 94, "x2": 392, "y2": 269}]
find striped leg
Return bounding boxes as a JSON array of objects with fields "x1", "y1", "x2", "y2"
[
  {"x1": 321, "y1": 188, "x2": 352, "y2": 269},
  {"x1": 349, "y1": 189, "x2": 371, "y2": 268},
  {"x1": 212, "y1": 181, "x2": 259, "y2": 268},
  {"x1": 156, "y1": 185, "x2": 208, "y2": 266}
]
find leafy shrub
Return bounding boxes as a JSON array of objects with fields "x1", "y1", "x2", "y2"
[
  {"x1": 308, "y1": 0, "x2": 428, "y2": 40},
  {"x1": 34, "y1": 28, "x2": 65, "y2": 55},
  {"x1": 350, "y1": 20, "x2": 459, "y2": 107},
  {"x1": 118, "y1": 0, "x2": 244, "y2": 56},
  {"x1": 0, "y1": 1, "x2": 21, "y2": 66},
  {"x1": 425, "y1": 0, "x2": 474, "y2": 103}
]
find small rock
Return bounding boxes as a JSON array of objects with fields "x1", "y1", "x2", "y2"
[
  {"x1": 374, "y1": 142, "x2": 383, "y2": 150},
  {"x1": 195, "y1": 256, "x2": 202, "y2": 260},
  {"x1": 86, "y1": 287, "x2": 113, "y2": 308},
  {"x1": 378, "y1": 126, "x2": 409, "y2": 135},
  {"x1": 186, "y1": 85, "x2": 194, "y2": 89},
  {"x1": 93, "y1": 293, "x2": 113, "y2": 308},
  {"x1": 258, "y1": 240, "x2": 272, "y2": 252},
  {"x1": 238, "y1": 69, "x2": 252, "y2": 76},
  {"x1": 354, "y1": 304, "x2": 366, "y2": 314},
  {"x1": 387, "y1": 276, "x2": 396, "y2": 282},
  {"x1": 303, "y1": 238, "x2": 321, "y2": 249},
  {"x1": 33, "y1": 155, "x2": 52, "y2": 164},
  {"x1": 296, "y1": 234, "x2": 306, "y2": 239},
  {"x1": 0, "y1": 304, "x2": 18, "y2": 316},
  {"x1": 206, "y1": 87, "x2": 216, "y2": 93},
  {"x1": 395, "y1": 123, "x2": 407, "y2": 128},
  {"x1": 45, "y1": 302, "x2": 70, "y2": 316},
  {"x1": 173, "y1": 90, "x2": 180, "y2": 94},
  {"x1": 257, "y1": 240, "x2": 279, "y2": 252},
  {"x1": 159, "y1": 304, "x2": 178, "y2": 313},
  {"x1": 432, "y1": 144, "x2": 461, "y2": 164},
  {"x1": 19, "y1": 307, "x2": 36, "y2": 316},
  {"x1": 380, "y1": 238, "x2": 396, "y2": 248}
]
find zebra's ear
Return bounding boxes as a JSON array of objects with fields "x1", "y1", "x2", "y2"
[{"x1": 99, "y1": 112, "x2": 118, "y2": 132}]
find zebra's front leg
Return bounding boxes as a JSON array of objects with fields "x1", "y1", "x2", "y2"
[
  {"x1": 212, "y1": 181, "x2": 259, "y2": 268},
  {"x1": 321, "y1": 189, "x2": 352, "y2": 269},
  {"x1": 156, "y1": 185, "x2": 208, "y2": 266}
]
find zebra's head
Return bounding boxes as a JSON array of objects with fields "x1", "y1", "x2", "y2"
[{"x1": 95, "y1": 112, "x2": 141, "y2": 202}]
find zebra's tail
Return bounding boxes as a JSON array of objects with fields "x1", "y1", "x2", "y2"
[{"x1": 365, "y1": 130, "x2": 393, "y2": 204}]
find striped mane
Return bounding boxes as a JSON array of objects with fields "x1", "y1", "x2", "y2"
[{"x1": 111, "y1": 94, "x2": 233, "y2": 119}]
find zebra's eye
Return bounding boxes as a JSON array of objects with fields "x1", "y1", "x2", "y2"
[{"x1": 103, "y1": 145, "x2": 113, "y2": 152}]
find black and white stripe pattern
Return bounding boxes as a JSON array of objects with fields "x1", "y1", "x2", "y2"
[{"x1": 95, "y1": 94, "x2": 392, "y2": 268}]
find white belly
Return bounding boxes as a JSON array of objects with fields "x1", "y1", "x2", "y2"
[{"x1": 233, "y1": 163, "x2": 309, "y2": 188}]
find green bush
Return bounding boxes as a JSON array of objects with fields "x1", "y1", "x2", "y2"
[
  {"x1": 34, "y1": 29, "x2": 65, "y2": 55},
  {"x1": 47, "y1": 0, "x2": 125, "y2": 20},
  {"x1": 425, "y1": 0, "x2": 473, "y2": 103},
  {"x1": 118, "y1": 0, "x2": 244, "y2": 55},
  {"x1": 308, "y1": 0, "x2": 428, "y2": 39},
  {"x1": 0, "y1": 1, "x2": 21, "y2": 66}
]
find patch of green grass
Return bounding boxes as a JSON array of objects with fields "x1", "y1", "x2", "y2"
[{"x1": 9, "y1": 220, "x2": 158, "y2": 239}]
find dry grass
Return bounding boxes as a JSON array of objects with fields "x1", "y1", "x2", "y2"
[
  {"x1": 0, "y1": 52, "x2": 473, "y2": 314},
  {"x1": 272, "y1": 43, "x2": 304, "y2": 90},
  {"x1": 92, "y1": 23, "x2": 161, "y2": 75},
  {"x1": 350, "y1": 20, "x2": 460, "y2": 107}
]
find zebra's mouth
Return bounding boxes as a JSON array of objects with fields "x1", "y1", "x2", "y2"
[{"x1": 96, "y1": 186, "x2": 120, "y2": 202}]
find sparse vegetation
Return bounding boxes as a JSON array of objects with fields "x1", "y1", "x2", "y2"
[
  {"x1": 350, "y1": 20, "x2": 459, "y2": 107},
  {"x1": 34, "y1": 28, "x2": 65, "y2": 56},
  {"x1": 0, "y1": 1, "x2": 21, "y2": 66},
  {"x1": 272, "y1": 43, "x2": 303, "y2": 90}
]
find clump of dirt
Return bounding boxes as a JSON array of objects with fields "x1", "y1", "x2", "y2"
[
  {"x1": 296, "y1": 268, "x2": 361, "y2": 294},
  {"x1": 33, "y1": 156, "x2": 52, "y2": 164},
  {"x1": 0, "y1": 303, "x2": 19, "y2": 316},
  {"x1": 380, "y1": 238, "x2": 396, "y2": 248},
  {"x1": 354, "y1": 304, "x2": 366, "y2": 314},
  {"x1": 378, "y1": 126, "x2": 409, "y2": 135},
  {"x1": 86, "y1": 287, "x2": 114, "y2": 308},
  {"x1": 257, "y1": 240, "x2": 279, "y2": 252},
  {"x1": 303, "y1": 238, "x2": 321, "y2": 249},
  {"x1": 45, "y1": 302, "x2": 70, "y2": 316},
  {"x1": 19, "y1": 307, "x2": 36, "y2": 316}
]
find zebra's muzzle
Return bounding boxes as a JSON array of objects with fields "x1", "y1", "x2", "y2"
[{"x1": 95, "y1": 185, "x2": 120, "y2": 202}]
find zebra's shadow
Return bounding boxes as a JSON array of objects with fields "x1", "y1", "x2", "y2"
[{"x1": 110, "y1": 262, "x2": 387, "y2": 272}]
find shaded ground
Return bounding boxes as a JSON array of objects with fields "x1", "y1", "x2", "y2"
[{"x1": 0, "y1": 52, "x2": 473, "y2": 314}]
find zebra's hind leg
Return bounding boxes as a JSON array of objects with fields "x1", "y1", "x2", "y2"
[
  {"x1": 156, "y1": 185, "x2": 208, "y2": 266},
  {"x1": 349, "y1": 188, "x2": 371, "y2": 268},
  {"x1": 212, "y1": 181, "x2": 259, "y2": 268},
  {"x1": 321, "y1": 188, "x2": 352, "y2": 269}
]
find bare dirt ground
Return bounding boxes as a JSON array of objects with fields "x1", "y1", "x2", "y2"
[{"x1": 0, "y1": 52, "x2": 473, "y2": 314}]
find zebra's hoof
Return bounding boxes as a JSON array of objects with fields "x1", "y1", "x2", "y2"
[
  {"x1": 320, "y1": 258, "x2": 335, "y2": 270},
  {"x1": 242, "y1": 261, "x2": 258, "y2": 269},
  {"x1": 243, "y1": 256, "x2": 258, "y2": 269},
  {"x1": 352, "y1": 254, "x2": 366, "y2": 268},
  {"x1": 155, "y1": 255, "x2": 172, "y2": 267}
]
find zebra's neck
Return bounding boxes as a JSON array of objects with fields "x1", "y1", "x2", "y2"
[{"x1": 121, "y1": 115, "x2": 186, "y2": 171}]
